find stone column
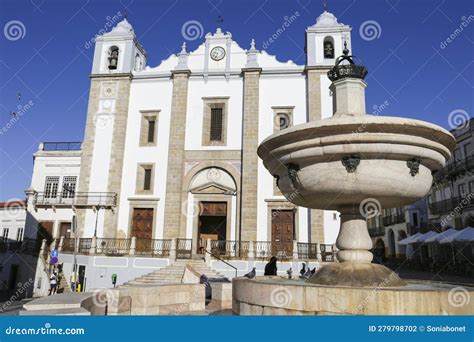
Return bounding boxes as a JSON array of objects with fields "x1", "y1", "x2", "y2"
[
  {"x1": 89, "y1": 236, "x2": 97, "y2": 255},
  {"x1": 248, "y1": 241, "x2": 255, "y2": 260},
  {"x1": 170, "y1": 238, "x2": 177, "y2": 261},
  {"x1": 205, "y1": 238, "x2": 212, "y2": 264},
  {"x1": 129, "y1": 236, "x2": 136, "y2": 256},
  {"x1": 163, "y1": 70, "x2": 191, "y2": 239},
  {"x1": 305, "y1": 66, "x2": 330, "y2": 245},
  {"x1": 292, "y1": 240, "x2": 298, "y2": 260},
  {"x1": 240, "y1": 68, "x2": 261, "y2": 241}
]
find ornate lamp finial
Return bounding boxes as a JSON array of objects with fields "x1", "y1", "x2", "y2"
[
  {"x1": 343, "y1": 41, "x2": 349, "y2": 56},
  {"x1": 250, "y1": 38, "x2": 256, "y2": 50}
]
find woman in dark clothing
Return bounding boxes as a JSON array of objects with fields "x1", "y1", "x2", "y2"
[{"x1": 264, "y1": 256, "x2": 278, "y2": 276}]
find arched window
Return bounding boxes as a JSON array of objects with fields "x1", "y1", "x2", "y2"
[
  {"x1": 323, "y1": 37, "x2": 334, "y2": 59},
  {"x1": 108, "y1": 46, "x2": 119, "y2": 70}
]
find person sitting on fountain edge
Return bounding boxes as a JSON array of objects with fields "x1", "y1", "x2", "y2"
[{"x1": 264, "y1": 256, "x2": 278, "y2": 276}]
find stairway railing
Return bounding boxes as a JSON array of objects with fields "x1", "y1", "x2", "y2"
[{"x1": 204, "y1": 249, "x2": 238, "y2": 278}]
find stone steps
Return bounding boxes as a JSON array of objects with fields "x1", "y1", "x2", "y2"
[{"x1": 122, "y1": 260, "x2": 226, "y2": 286}]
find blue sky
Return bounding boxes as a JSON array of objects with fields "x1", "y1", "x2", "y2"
[{"x1": 0, "y1": 0, "x2": 472, "y2": 201}]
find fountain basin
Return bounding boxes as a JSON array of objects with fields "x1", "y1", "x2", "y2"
[
  {"x1": 233, "y1": 277, "x2": 474, "y2": 315},
  {"x1": 258, "y1": 115, "x2": 455, "y2": 209}
]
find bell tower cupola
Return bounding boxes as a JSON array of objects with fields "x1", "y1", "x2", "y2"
[
  {"x1": 91, "y1": 19, "x2": 147, "y2": 74},
  {"x1": 305, "y1": 9, "x2": 352, "y2": 67}
]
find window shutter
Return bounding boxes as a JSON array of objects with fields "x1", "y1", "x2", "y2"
[{"x1": 210, "y1": 108, "x2": 223, "y2": 141}]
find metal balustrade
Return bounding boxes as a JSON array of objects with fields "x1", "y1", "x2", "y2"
[
  {"x1": 176, "y1": 238, "x2": 192, "y2": 259},
  {"x1": 95, "y1": 238, "x2": 131, "y2": 256},
  {"x1": 369, "y1": 226, "x2": 385, "y2": 237},
  {"x1": 210, "y1": 240, "x2": 250, "y2": 259},
  {"x1": 320, "y1": 244, "x2": 335, "y2": 262},
  {"x1": 55, "y1": 238, "x2": 336, "y2": 262},
  {"x1": 42, "y1": 142, "x2": 82, "y2": 151},
  {"x1": 135, "y1": 239, "x2": 171, "y2": 257},
  {"x1": 253, "y1": 241, "x2": 293, "y2": 260},
  {"x1": 33, "y1": 192, "x2": 117, "y2": 208},
  {"x1": 297, "y1": 242, "x2": 319, "y2": 259}
]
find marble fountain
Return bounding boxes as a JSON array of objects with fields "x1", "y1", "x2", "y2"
[{"x1": 232, "y1": 48, "x2": 474, "y2": 315}]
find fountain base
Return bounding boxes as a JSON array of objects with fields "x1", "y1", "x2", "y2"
[
  {"x1": 307, "y1": 262, "x2": 406, "y2": 287},
  {"x1": 233, "y1": 277, "x2": 473, "y2": 315}
]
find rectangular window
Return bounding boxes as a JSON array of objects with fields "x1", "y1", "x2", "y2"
[
  {"x1": 469, "y1": 180, "x2": 474, "y2": 194},
  {"x1": 464, "y1": 142, "x2": 472, "y2": 158},
  {"x1": 136, "y1": 164, "x2": 154, "y2": 194},
  {"x1": 144, "y1": 168, "x2": 152, "y2": 191},
  {"x1": 139, "y1": 111, "x2": 159, "y2": 146},
  {"x1": 16, "y1": 228, "x2": 23, "y2": 241},
  {"x1": 44, "y1": 176, "x2": 59, "y2": 198},
  {"x1": 147, "y1": 120, "x2": 156, "y2": 143},
  {"x1": 62, "y1": 176, "x2": 77, "y2": 198},
  {"x1": 2, "y1": 228, "x2": 9, "y2": 241},
  {"x1": 458, "y1": 184, "x2": 466, "y2": 198},
  {"x1": 210, "y1": 107, "x2": 223, "y2": 141}
]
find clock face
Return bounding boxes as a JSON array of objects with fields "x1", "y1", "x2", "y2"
[{"x1": 210, "y1": 46, "x2": 226, "y2": 61}]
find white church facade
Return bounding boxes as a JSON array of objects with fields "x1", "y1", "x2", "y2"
[{"x1": 24, "y1": 10, "x2": 352, "y2": 268}]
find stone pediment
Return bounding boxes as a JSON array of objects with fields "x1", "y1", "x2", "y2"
[{"x1": 190, "y1": 182, "x2": 235, "y2": 195}]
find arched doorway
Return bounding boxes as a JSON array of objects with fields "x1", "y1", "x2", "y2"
[
  {"x1": 387, "y1": 229, "x2": 396, "y2": 257},
  {"x1": 187, "y1": 167, "x2": 237, "y2": 254}
]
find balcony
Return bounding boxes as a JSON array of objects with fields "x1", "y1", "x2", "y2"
[
  {"x1": 41, "y1": 142, "x2": 82, "y2": 151},
  {"x1": 33, "y1": 192, "x2": 117, "y2": 208},
  {"x1": 429, "y1": 196, "x2": 474, "y2": 215},
  {"x1": 433, "y1": 155, "x2": 474, "y2": 182},
  {"x1": 369, "y1": 226, "x2": 385, "y2": 237},
  {"x1": 382, "y1": 214, "x2": 406, "y2": 226}
]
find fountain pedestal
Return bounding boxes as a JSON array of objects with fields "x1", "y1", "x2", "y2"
[{"x1": 308, "y1": 206, "x2": 405, "y2": 286}]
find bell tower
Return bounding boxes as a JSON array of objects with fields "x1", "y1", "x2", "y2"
[
  {"x1": 305, "y1": 10, "x2": 352, "y2": 67},
  {"x1": 77, "y1": 19, "x2": 146, "y2": 238},
  {"x1": 91, "y1": 19, "x2": 146, "y2": 74}
]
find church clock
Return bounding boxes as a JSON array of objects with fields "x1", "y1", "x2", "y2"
[{"x1": 210, "y1": 46, "x2": 226, "y2": 61}]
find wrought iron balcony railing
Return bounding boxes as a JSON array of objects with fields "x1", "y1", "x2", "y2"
[
  {"x1": 253, "y1": 241, "x2": 293, "y2": 260},
  {"x1": 210, "y1": 240, "x2": 250, "y2": 259},
  {"x1": 382, "y1": 214, "x2": 406, "y2": 226},
  {"x1": 428, "y1": 196, "x2": 474, "y2": 215},
  {"x1": 33, "y1": 192, "x2": 117, "y2": 208},
  {"x1": 433, "y1": 155, "x2": 474, "y2": 182},
  {"x1": 41, "y1": 142, "x2": 82, "y2": 151},
  {"x1": 369, "y1": 226, "x2": 385, "y2": 237}
]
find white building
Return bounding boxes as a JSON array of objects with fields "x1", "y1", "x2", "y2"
[
  {"x1": 25, "y1": 10, "x2": 350, "y2": 248},
  {"x1": 22, "y1": 10, "x2": 354, "y2": 290}
]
